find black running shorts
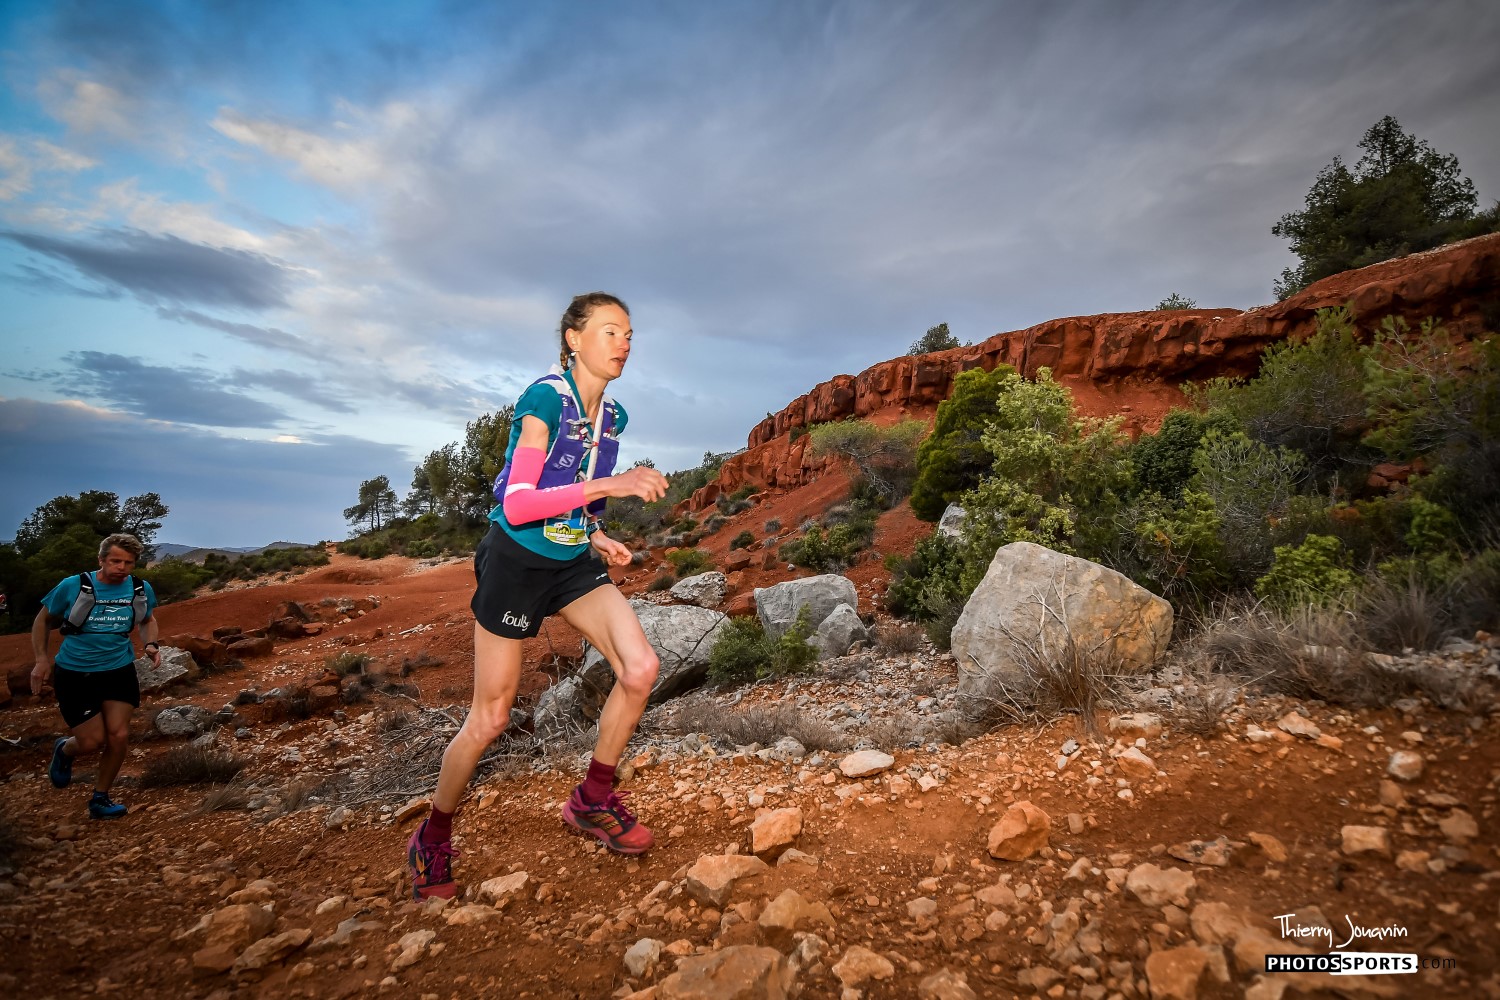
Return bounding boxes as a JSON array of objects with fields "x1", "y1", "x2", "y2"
[
  {"x1": 471, "y1": 523, "x2": 614, "y2": 639},
  {"x1": 54, "y1": 663, "x2": 141, "y2": 729}
]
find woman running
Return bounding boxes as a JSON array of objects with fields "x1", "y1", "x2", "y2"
[{"x1": 407, "y1": 292, "x2": 669, "y2": 900}]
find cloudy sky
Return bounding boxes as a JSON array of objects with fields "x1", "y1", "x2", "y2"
[{"x1": 2, "y1": 1, "x2": 1497, "y2": 547}]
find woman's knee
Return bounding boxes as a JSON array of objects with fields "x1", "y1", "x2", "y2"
[
  {"x1": 73, "y1": 733, "x2": 104, "y2": 754},
  {"x1": 462, "y1": 703, "x2": 512, "y2": 744},
  {"x1": 617, "y1": 647, "x2": 659, "y2": 700},
  {"x1": 105, "y1": 725, "x2": 130, "y2": 750}
]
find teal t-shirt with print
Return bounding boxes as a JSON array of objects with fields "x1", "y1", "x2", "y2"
[
  {"x1": 488, "y1": 373, "x2": 629, "y2": 561},
  {"x1": 42, "y1": 572, "x2": 158, "y2": 672}
]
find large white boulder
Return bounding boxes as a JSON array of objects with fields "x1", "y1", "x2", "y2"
[
  {"x1": 755, "y1": 574, "x2": 857, "y2": 639},
  {"x1": 952, "y1": 542, "x2": 1171, "y2": 697}
]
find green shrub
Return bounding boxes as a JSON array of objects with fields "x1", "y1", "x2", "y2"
[
  {"x1": 1404, "y1": 496, "x2": 1459, "y2": 556},
  {"x1": 1365, "y1": 319, "x2": 1500, "y2": 525},
  {"x1": 781, "y1": 512, "x2": 876, "y2": 572},
  {"x1": 666, "y1": 548, "x2": 712, "y2": 575},
  {"x1": 647, "y1": 572, "x2": 674, "y2": 591},
  {"x1": 958, "y1": 368, "x2": 1133, "y2": 566},
  {"x1": 706, "y1": 608, "x2": 817, "y2": 685},
  {"x1": 1255, "y1": 534, "x2": 1358, "y2": 607},
  {"x1": 1128, "y1": 409, "x2": 1239, "y2": 500},
  {"x1": 1190, "y1": 430, "x2": 1308, "y2": 580},
  {"x1": 885, "y1": 533, "x2": 973, "y2": 650},
  {"x1": 1110, "y1": 489, "x2": 1230, "y2": 600},
  {"x1": 1448, "y1": 549, "x2": 1500, "y2": 633},
  {"x1": 327, "y1": 652, "x2": 371, "y2": 677},
  {"x1": 910, "y1": 365, "x2": 1016, "y2": 521},
  {"x1": 1192, "y1": 306, "x2": 1370, "y2": 481},
  {"x1": 716, "y1": 484, "x2": 758, "y2": 515},
  {"x1": 729, "y1": 530, "x2": 755, "y2": 550}
]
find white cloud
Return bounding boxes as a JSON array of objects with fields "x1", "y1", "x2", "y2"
[
  {"x1": 211, "y1": 102, "x2": 427, "y2": 192},
  {"x1": 37, "y1": 72, "x2": 140, "y2": 139},
  {"x1": 0, "y1": 134, "x2": 98, "y2": 201}
]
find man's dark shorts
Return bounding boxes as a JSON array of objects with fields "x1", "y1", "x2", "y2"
[
  {"x1": 471, "y1": 523, "x2": 614, "y2": 639},
  {"x1": 54, "y1": 663, "x2": 141, "y2": 729}
]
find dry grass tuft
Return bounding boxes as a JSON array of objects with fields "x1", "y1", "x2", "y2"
[
  {"x1": 1356, "y1": 574, "x2": 1450, "y2": 652},
  {"x1": 196, "y1": 784, "x2": 251, "y2": 814},
  {"x1": 667, "y1": 699, "x2": 847, "y2": 752},
  {"x1": 875, "y1": 621, "x2": 926, "y2": 655},
  {"x1": 140, "y1": 746, "x2": 247, "y2": 788}
]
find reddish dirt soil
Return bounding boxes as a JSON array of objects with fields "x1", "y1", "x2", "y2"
[{"x1": 1, "y1": 549, "x2": 1496, "y2": 998}]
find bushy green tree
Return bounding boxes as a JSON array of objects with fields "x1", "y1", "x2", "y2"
[
  {"x1": 1272, "y1": 116, "x2": 1497, "y2": 298},
  {"x1": 909, "y1": 365, "x2": 1016, "y2": 521},
  {"x1": 455, "y1": 407, "x2": 515, "y2": 521},
  {"x1": 1155, "y1": 293, "x2": 1196, "y2": 310},
  {"x1": 960, "y1": 368, "x2": 1133, "y2": 564},
  {"x1": 909, "y1": 322, "x2": 964, "y2": 355}
]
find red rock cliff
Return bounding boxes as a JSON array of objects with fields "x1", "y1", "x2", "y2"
[{"x1": 682, "y1": 234, "x2": 1500, "y2": 513}]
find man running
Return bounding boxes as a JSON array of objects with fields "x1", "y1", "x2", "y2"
[{"x1": 31, "y1": 533, "x2": 160, "y2": 819}]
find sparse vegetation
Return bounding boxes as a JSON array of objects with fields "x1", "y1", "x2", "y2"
[{"x1": 140, "y1": 747, "x2": 247, "y2": 788}]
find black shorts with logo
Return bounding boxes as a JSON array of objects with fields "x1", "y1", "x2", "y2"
[
  {"x1": 471, "y1": 523, "x2": 614, "y2": 639},
  {"x1": 54, "y1": 663, "x2": 141, "y2": 729}
]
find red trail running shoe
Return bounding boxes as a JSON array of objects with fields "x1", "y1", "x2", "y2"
[
  {"x1": 406, "y1": 819, "x2": 459, "y2": 900},
  {"x1": 562, "y1": 787, "x2": 654, "y2": 855}
]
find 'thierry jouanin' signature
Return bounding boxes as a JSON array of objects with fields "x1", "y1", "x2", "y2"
[{"x1": 1275, "y1": 913, "x2": 1409, "y2": 951}]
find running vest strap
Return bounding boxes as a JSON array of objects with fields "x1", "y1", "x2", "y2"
[
  {"x1": 59, "y1": 573, "x2": 150, "y2": 635},
  {"x1": 492, "y1": 372, "x2": 622, "y2": 547}
]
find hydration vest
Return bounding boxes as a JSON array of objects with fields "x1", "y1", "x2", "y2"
[
  {"x1": 59, "y1": 573, "x2": 150, "y2": 635},
  {"x1": 492, "y1": 370, "x2": 622, "y2": 547}
]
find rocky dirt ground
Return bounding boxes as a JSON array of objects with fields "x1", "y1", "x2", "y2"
[{"x1": 2, "y1": 518, "x2": 1499, "y2": 998}]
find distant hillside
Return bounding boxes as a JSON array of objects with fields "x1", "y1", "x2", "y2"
[{"x1": 153, "y1": 540, "x2": 318, "y2": 564}]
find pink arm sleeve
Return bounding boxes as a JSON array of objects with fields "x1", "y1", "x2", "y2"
[{"x1": 501, "y1": 446, "x2": 589, "y2": 524}]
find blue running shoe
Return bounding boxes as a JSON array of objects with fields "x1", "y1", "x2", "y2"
[
  {"x1": 88, "y1": 792, "x2": 127, "y2": 820},
  {"x1": 49, "y1": 737, "x2": 73, "y2": 789}
]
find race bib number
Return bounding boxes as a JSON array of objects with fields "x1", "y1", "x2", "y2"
[{"x1": 542, "y1": 514, "x2": 589, "y2": 546}]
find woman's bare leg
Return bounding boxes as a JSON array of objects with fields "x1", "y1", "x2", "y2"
[{"x1": 432, "y1": 623, "x2": 524, "y2": 813}]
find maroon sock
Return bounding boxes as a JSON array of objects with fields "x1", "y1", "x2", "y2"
[
  {"x1": 423, "y1": 805, "x2": 454, "y2": 845},
  {"x1": 580, "y1": 758, "x2": 617, "y2": 805}
]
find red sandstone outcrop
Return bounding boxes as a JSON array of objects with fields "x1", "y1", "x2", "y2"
[{"x1": 681, "y1": 233, "x2": 1500, "y2": 514}]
